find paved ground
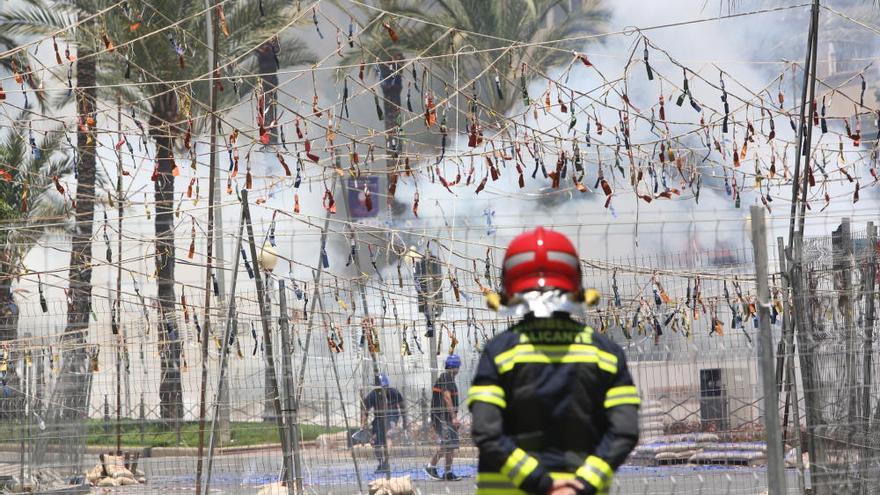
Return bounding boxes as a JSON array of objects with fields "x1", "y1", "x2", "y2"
[
  {"x1": 133, "y1": 450, "x2": 808, "y2": 494},
  {"x1": 3, "y1": 448, "x2": 808, "y2": 494}
]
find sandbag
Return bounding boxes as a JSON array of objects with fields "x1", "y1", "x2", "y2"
[
  {"x1": 96, "y1": 477, "x2": 119, "y2": 487},
  {"x1": 702, "y1": 442, "x2": 766, "y2": 452},
  {"x1": 118, "y1": 476, "x2": 139, "y2": 486},
  {"x1": 368, "y1": 475, "x2": 414, "y2": 495},
  {"x1": 86, "y1": 464, "x2": 104, "y2": 484},
  {"x1": 101, "y1": 454, "x2": 126, "y2": 478},
  {"x1": 655, "y1": 442, "x2": 699, "y2": 454},
  {"x1": 113, "y1": 468, "x2": 135, "y2": 480},
  {"x1": 656, "y1": 450, "x2": 700, "y2": 461},
  {"x1": 689, "y1": 450, "x2": 766, "y2": 464}
]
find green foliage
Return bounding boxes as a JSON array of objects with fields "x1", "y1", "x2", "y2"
[
  {"x1": 0, "y1": 200, "x2": 17, "y2": 225},
  {"x1": 0, "y1": 112, "x2": 72, "y2": 273}
]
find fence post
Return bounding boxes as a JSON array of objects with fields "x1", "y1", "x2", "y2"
[
  {"x1": 750, "y1": 206, "x2": 785, "y2": 495},
  {"x1": 195, "y1": 5, "x2": 221, "y2": 493},
  {"x1": 103, "y1": 395, "x2": 110, "y2": 435},
  {"x1": 421, "y1": 388, "x2": 428, "y2": 440},
  {"x1": 777, "y1": 237, "x2": 806, "y2": 494},
  {"x1": 324, "y1": 389, "x2": 330, "y2": 431},
  {"x1": 278, "y1": 280, "x2": 302, "y2": 494},
  {"x1": 862, "y1": 222, "x2": 877, "y2": 490},
  {"x1": 241, "y1": 189, "x2": 293, "y2": 489},
  {"x1": 20, "y1": 349, "x2": 28, "y2": 487},
  {"x1": 139, "y1": 394, "x2": 145, "y2": 448}
]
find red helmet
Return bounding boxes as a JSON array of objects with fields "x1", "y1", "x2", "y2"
[{"x1": 502, "y1": 227, "x2": 582, "y2": 296}]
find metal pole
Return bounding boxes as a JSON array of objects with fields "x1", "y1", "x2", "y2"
[
  {"x1": 796, "y1": 0, "x2": 821, "y2": 238},
  {"x1": 278, "y1": 281, "x2": 302, "y2": 494},
  {"x1": 262, "y1": 217, "x2": 274, "y2": 424},
  {"x1": 324, "y1": 389, "x2": 330, "y2": 431},
  {"x1": 863, "y1": 221, "x2": 877, "y2": 420},
  {"x1": 750, "y1": 206, "x2": 785, "y2": 495},
  {"x1": 210, "y1": 29, "x2": 230, "y2": 449},
  {"x1": 139, "y1": 394, "x2": 145, "y2": 447},
  {"x1": 203, "y1": 198, "x2": 246, "y2": 495},
  {"x1": 791, "y1": 233, "x2": 824, "y2": 491},
  {"x1": 787, "y1": 0, "x2": 820, "y2": 243},
  {"x1": 242, "y1": 189, "x2": 294, "y2": 489},
  {"x1": 19, "y1": 349, "x2": 26, "y2": 487},
  {"x1": 116, "y1": 101, "x2": 125, "y2": 455},
  {"x1": 195, "y1": 1, "x2": 219, "y2": 492},
  {"x1": 777, "y1": 237, "x2": 805, "y2": 495},
  {"x1": 787, "y1": 6, "x2": 823, "y2": 486},
  {"x1": 428, "y1": 311, "x2": 438, "y2": 387},
  {"x1": 861, "y1": 222, "x2": 876, "y2": 489}
]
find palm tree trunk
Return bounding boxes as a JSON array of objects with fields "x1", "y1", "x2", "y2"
[
  {"x1": 32, "y1": 46, "x2": 98, "y2": 467},
  {"x1": 257, "y1": 43, "x2": 279, "y2": 144},
  {"x1": 64, "y1": 51, "x2": 97, "y2": 347},
  {"x1": 379, "y1": 54, "x2": 404, "y2": 221},
  {"x1": 152, "y1": 115, "x2": 183, "y2": 422},
  {"x1": 55, "y1": 44, "x2": 97, "y2": 422}
]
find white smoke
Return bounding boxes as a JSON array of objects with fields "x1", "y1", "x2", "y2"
[{"x1": 384, "y1": 0, "x2": 880, "y2": 265}]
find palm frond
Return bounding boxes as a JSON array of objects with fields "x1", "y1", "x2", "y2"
[
  {"x1": 28, "y1": 188, "x2": 71, "y2": 235},
  {"x1": 0, "y1": 6, "x2": 77, "y2": 39},
  {"x1": 95, "y1": 70, "x2": 153, "y2": 116}
]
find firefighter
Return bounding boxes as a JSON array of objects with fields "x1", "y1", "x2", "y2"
[
  {"x1": 424, "y1": 354, "x2": 463, "y2": 481},
  {"x1": 361, "y1": 373, "x2": 406, "y2": 474},
  {"x1": 468, "y1": 227, "x2": 640, "y2": 495}
]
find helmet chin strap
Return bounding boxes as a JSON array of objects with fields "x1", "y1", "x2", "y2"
[{"x1": 498, "y1": 290, "x2": 586, "y2": 319}]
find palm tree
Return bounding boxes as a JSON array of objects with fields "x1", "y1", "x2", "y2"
[
  {"x1": 1, "y1": 1, "x2": 105, "y2": 425},
  {"x1": 381, "y1": 1, "x2": 607, "y2": 113},
  {"x1": 0, "y1": 113, "x2": 73, "y2": 415},
  {"x1": 0, "y1": 0, "x2": 313, "y2": 421},
  {"x1": 346, "y1": 0, "x2": 606, "y2": 133},
  {"x1": 0, "y1": 52, "x2": 49, "y2": 111}
]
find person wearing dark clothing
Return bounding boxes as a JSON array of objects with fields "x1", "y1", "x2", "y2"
[
  {"x1": 469, "y1": 227, "x2": 640, "y2": 495},
  {"x1": 424, "y1": 354, "x2": 463, "y2": 481},
  {"x1": 361, "y1": 373, "x2": 406, "y2": 474}
]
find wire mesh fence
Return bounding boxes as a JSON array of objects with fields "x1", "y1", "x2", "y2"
[
  {"x1": 0, "y1": 216, "x2": 877, "y2": 494},
  {"x1": 791, "y1": 219, "x2": 880, "y2": 494}
]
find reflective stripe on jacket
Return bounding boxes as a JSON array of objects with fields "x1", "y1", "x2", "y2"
[{"x1": 469, "y1": 315, "x2": 640, "y2": 494}]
